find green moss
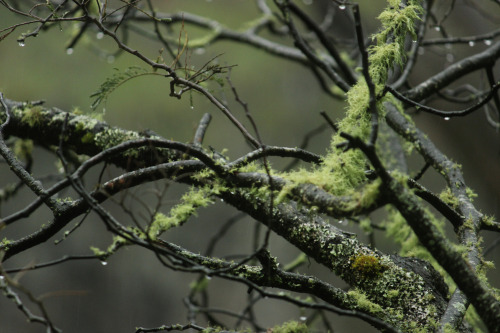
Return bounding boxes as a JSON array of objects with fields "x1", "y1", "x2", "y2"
[
  {"x1": 277, "y1": 0, "x2": 423, "y2": 203},
  {"x1": 386, "y1": 289, "x2": 399, "y2": 299},
  {"x1": 351, "y1": 254, "x2": 386, "y2": 279},
  {"x1": 481, "y1": 215, "x2": 495, "y2": 227},
  {"x1": 439, "y1": 187, "x2": 459, "y2": 209},
  {"x1": 89, "y1": 233, "x2": 132, "y2": 261},
  {"x1": 269, "y1": 321, "x2": 309, "y2": 333},
  {"x1": 466, "y1": 187, "x2": 478, "y2": 201},
  {"x1": 55, "y1": 197, "x2": 74, "y2": 204},
  {"x1": 148, "y1": 186, "x2": 213, "y2": 239},
  {"x1": 0, "y1": 237, "x2": 12, "y2": 250},
  {"x1": 460, "y1": 217, "x2": 475, "y2": 232},
  {"x1": 90, "y1": 246, "x2": 107, "y2": 258},
  {"x1": 348, "y1": 288, "x2": 384, "y2": 314},
  {"x1": 94, "y1": 128, "x2": 141, "y2": 150},
  {"x1": 21, "y1": 106, "x2": 44, "y2": 127}
]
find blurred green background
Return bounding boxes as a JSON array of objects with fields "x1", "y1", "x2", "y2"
[{"x1": 1, "y1": 1, "x2": 499, "y2": 332}]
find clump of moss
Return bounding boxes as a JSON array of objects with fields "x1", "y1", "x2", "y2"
[
  {"x1": 351, "y1": 253, "x2": 386, "y2": 279},
  {"x1": 277, "y1": 0, "x2": 424, "y2": 202}
]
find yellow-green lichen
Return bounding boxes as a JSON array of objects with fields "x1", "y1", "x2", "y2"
[
  {"x1": 348, "y1": 288, "x2": 384, "y2": 314},
  {"x1": 21, "y1": 106, "x2": 44, "y2": 127},
  {"x1": 90, "y1": 246, "x2": 107, "y2": 259},
  {"x1": 275, "y1": 0, "x2": 423, "y2": 203},
  {"x1": 90, "y1": 234, "x2": 129, "y2": 261},
  {"x1": 148, "y1": 186, "x2": 213, "y2": 239},
  {"x1": 94, "y1": 128, "x2": 141, "y2": 150}
]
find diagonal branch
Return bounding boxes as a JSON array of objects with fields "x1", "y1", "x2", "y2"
[{"x1": 404, "y1": 41, "x2": 500, "y2": 101}]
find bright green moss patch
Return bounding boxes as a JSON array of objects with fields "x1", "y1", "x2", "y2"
[
  {"x1": 90, "y1": 234, "x2": 129, "y2": 260},
  {"x1": 348, "y1": 288, "x2": 384, "y2": 314},
  {"x1": 0, "y1": 237, "x2": 12, "y2": 250},
  {"x1": 277, "y1": 0, "x2": 424, "y2": 203},
  {"x1": 439, "y1": 187, "x2": 459, "y2": 209},
  {"x1": 148, "y1": 186, "x2": 214, "y2": 239},
  {"x1": 268, "y1": 321, "x2": 309, "y2": 333}
]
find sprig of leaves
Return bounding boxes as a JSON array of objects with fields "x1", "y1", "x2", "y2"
[{"x1": 90, "y1": 66, "x2": 161, "y2": 109}]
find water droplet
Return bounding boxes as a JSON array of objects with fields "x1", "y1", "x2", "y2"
[
  {"x1": 0, "y1": 275, "x2": 4, "y2": 280},
  {"x1": 300, "y1": 316, "x2": 307, "y2": 321},
  {"x1": 339, "y1": 4, "x2": 346, "y2": 10},
  {"x1": 412, "y1": 40, "x2": 418, "y2": 43},
  {"x1": 101, "y1": 261, "x2": 108, "y2": 266},
  {"x1": 18, "y1": 40, "x2": 25, "y2": 47},
  {"x1": 444, "y1": 117, "x2": 450, "y2": 121},
  {"x1": 468, "y1": 41, "x2": 475, "y2": 47},
  {"x1": 190, "y1": 105, "x2": 194, "y2": 110},
  {"x1": 96, "y1": 32, "x2": 104, "y2": 40},
  {"x1": 206, "y1": 275, "x2": 212, "y2": 280},
  {"x1": 446, "y1": 53, "x2": 454, "y2": 62},
  {"x1": 66, "y1": 48, "x2": 74, "y2": 55},
  {"x1": 484, "y1": 39, "x2": 492, "y2": 46},
  {"x1": 434, "y1": 26, "x2": 441, "y2": 32}
]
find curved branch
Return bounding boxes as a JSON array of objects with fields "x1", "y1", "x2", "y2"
[
  {"x1": 387, "y1": 83, "x2": 500, "y2": 118},
  {"x1": 404, "y1": 41, "x2": 500, "y2": 101}
]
